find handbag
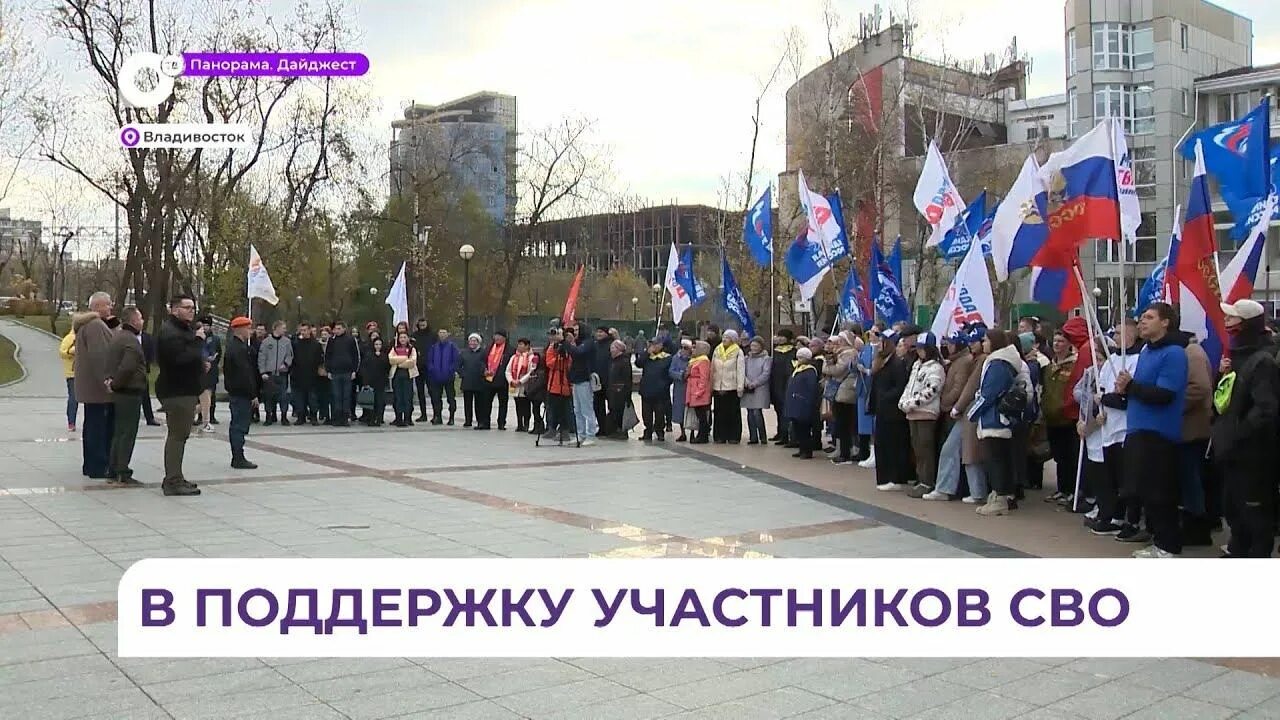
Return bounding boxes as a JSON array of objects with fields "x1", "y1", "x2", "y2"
[
  {"x1": 622, "y1": 402, "x2": 640, "y2": 432},
  {"x1": 356, "y1": 385, "x2": 375, "y2": 409}
]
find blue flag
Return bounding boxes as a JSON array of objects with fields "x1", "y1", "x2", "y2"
[
  {"x1": 742, "y1": 187, "x2": 772, "y2": 266},
  {"x1": 674, "y1": 245, "x2": 706, "y2": 306},
  {"x1": 871, "y1": 238, "x2": 911, "y2": 326},
  {"x1": 1134, "y1": 255, "x2": 1170, "y2": 318},
  {"x1": 721, "y1": 257, "x2": 755, "y2": 338},
  {"x1": 889, "y1": 236, "x2": 903, "y2": 286},
  {"x1": 824, "y1": 191, "x2": 851, "y2": 262},
  {"x1": 838, "y1": 265, "x2": 869, "y2": 326},
  {"x1": 938, "y1": 191, "x2": 988, "y2": 260},
  {"x1": 1179, "y1": 97, "x2": 1275, "y2": 238}
]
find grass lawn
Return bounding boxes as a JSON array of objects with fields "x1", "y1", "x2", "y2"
[
  {"x1": 8, "y1": 314, "x2": 72, "y2": 338},
  {"x1": 0, "y1": 332, "x2": 22, "y2": 385}
]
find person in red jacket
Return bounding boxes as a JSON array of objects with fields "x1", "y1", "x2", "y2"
[{"x1": 685, "y1": 341, "x2": 713, "y2": 444}]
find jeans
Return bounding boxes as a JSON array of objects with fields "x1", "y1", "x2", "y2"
[
  {"x1": 109, "y1": 395, "x2": 140, "y2": 480},
  {"x1": 158, "y1": 395, "x2": 196, "y2": 484},
  {"x1": 329, "y1": 374, "x2": 353, "y2": 424},
  {"x1": 65, "y1": 377, "x2": 77, "y2": 426},
  {"x1": 1179, "y1": 440, "x2": 1208, "y2": 516},
  {"x1": 228, "y1": 395, "x2": 251, "y2": 460},
  {"x1": 392, "y1": 373, "x2": 413, "y2": 419},
  {"x1": 292, "y1": 383, "x2": 317, "y2": 422},
  {"x1": 572, "y1": 382, "x2": 599, "y2": 437},
  {"x1": 81, "y1": 403, "x2": 115, "y2": 477},
  {"x1": 746, "y1": 408, "x2": 766, "y2": 443},
  {"x1": 266, "y1": 374, "x2": 290, "y2": 420},
  {"x1": 935, "y1": 422, "x2": 964, "y2": 495},
  {"x1": 429, "y1": 381, "x2": 457, "y2": 420}
]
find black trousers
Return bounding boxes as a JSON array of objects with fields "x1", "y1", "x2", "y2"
[
  {"x1": 831, "y1": 401, "x2": 855, "y2": 461},
  {"x1": 712, "y1": 391, "x2": 741, "y2": 442},
  {"x1": 1047, "y1": 424, "x2": 1080, "y2": 495},
  {"x1": 792, "y1": 418, "x2": 814, "y2": 456},
  {"x1": 640, "y1": 396, "x2": 669, "y2": 436},
  {"x1": 369, "y1": 384, "x2": 386, "y2": 424},
  {"x1": 693, "y1": 406, "x2": 711, "y2": 442},
  {"x1": 429, "y1": 381, "x2": 457, "y2": 420},
  {"x1": 81, "y1": 402, "x2": 115, "y2": 478},
  {"x1": 514, "y1": 397, "x2": 533, "y2": 429},
  {"x1": 415, "y1": 373, "x2": 429, "y2": 416},
  {"x1": 874, "y1": 417, "x2": 911, "y2": 486},
  {"x1": 476, "y1": 388, "x2": 508, "y2": 429},
  {"x1": 773, "y1": 404, "x2": 789, "y2": 442},
  {"x1": 1225, "y1": 480, "x2": 1276, "y2": 558},
  {"x1": 463, "y1": 390, "x2": 478, "y2": 426},
  {"x1": 141, "y1": 381, "x2": 156, "y2": 424},
  {"x1": 1095, "y1": 443, "x2": 1128, "y2": 522},
  {"x1": 593, "y1": 390, "x2": 608, "y2": 434},
  {"x1": 1127, "y1": 431, "x2": 1181, "y2": 554},
  {"x1": 981, "y1": 436, "x2": 1017, "y2": 496},
  {"x1": 544, "y1": 394, "x2": 573, "y2": 435}
]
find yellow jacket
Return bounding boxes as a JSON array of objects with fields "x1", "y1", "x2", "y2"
[{"x1": 59, "y1": 330, "x2": 76, "y2": 378}]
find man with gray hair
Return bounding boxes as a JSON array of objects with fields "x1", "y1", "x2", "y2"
[
  {"x1": 73, "y1": 291, "x2": 116, "y2": 479},
  {"x1": 105, "y1": 306, "x2": 146, "y2": 485}
]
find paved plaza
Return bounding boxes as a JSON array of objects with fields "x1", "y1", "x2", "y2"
[{"x1": 2, "y1": 317, "x2": 1279, "y2": 719}]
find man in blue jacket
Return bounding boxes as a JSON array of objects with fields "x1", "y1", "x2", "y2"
[
  {"x1": 425, "y1": 328, "x2": 461, "y2": 425},
  {"x1": 634, "y1": 337, "x2": 674, "y2": 441},
  {"x1": 1116, "y1": 302, "x2": 1189, "y2": 558},
  {"x1": 785, "y1": 348, "x2": 821, "y2": 459}
]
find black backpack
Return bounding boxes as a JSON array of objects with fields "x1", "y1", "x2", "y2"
[{"x1": 996, "y1": 365, "x2": 1029, "y2": 420}]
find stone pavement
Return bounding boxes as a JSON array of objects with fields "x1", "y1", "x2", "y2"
[{"x1": 1, "y1": 321, "x2": 1278, "y2": 719}]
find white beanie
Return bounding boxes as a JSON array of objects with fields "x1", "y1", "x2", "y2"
[
  {"x1": 796, "y1": 347, "x2": 813, "y2": 361},
  {"x1": 468, "y1": 333, "x2": 482, "y2": 343}
]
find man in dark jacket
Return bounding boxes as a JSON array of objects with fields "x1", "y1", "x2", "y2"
[
  {"x1": 223, "y1": 316, "x2": 259, "y2": 469},
  {"x1": 770, "y1": 330, "x2": 797, "y2": 445},
  {"x1": 479, "y1": 330, "x2": 516, "y2": 431},
  {"x1": 425, "y1": 329, "x2": 460, "y2": 425},
  {"x1": 290, "y1": 323, "x2": 323, "y2": 426},
  {"x1": 154, "y1": 294, "x2": 204, "y2": 496},
  {"x1": 785, "y1": 348, "x2": 820, "y2": 459},
  {"x1": 323, "y1": 322, "x2": 360, "y2": 427},
  {"x1": 458, "y1": 333, "x2": 488, "y2": 427},
  {"x1": 1215, "y1": 299, "x2": 1280, "y2": 558},
  {"x1": 604, "y1": 340, "x2": 633, "y2": 440},
  {"x1": 634, "y1": 338, "x2": 673, "y2": 441},
  {"x1": 74, "y1": 292, "x2": 116, "y2": 479},
  {"x1": 411, "y1": 319, "x2": 434, "y2": 421},
  {"x1": 106, "y1": 306, "x2": 147, "y2": 485}
]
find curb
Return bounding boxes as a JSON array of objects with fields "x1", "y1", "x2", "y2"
[
  {"x1": 4, "y1": 317, "x2": 63, "y2": 340},
  {"x1": 0, "y1": 330, "x2": 31, "y2": 389}
]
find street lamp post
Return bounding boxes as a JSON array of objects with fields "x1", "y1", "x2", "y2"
[
  {"x1": 459, "y1": 244, "x2": 475, "y2": 334},
  {"x1": 651, "y1": 283, "x2": 662, "y2": 327},
  {"x1": 631, "y1": 296, "x2": 638, "y2": 322},
  {"x1": 295, "y1": 295, "x2": 302, "y2": 325}
]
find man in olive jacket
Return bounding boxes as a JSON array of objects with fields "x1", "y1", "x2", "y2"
[
  {"x1": 154, "y1": 294, "x2": 205, "y2": 496},
  {"x1": 105, "y1": 307, "x2": 147, "y2": 485},
  {"x1": 73, "y1": 291, "x2": 117, "y2": 478}
]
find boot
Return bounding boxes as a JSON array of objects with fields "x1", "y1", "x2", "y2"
[
  {"x1": 231, "y1": 457, "x2": 258, "y2": 470},
  {"x1": 976, "y1": 493, "x2": 1010, "y2": 516},
  {"x1": 162, "y1": 480, "x2": 201, "y2": 496}
]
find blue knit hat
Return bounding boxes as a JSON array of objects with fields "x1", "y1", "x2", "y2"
[{"x1": 916, "y1": 331, "x2": 938, "y2": 348}]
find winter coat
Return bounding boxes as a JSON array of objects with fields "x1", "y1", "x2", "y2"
[
  {"x1": 290, "y1": 337, "x2": 324, "y2": 388},
  {"x1": 1211, "y1": 338, "x2": 1280, "y2": 502},
  {"x1": 899, "y1": 358, "x2": 945, "y2": 420},
  {"x1": 742, "y1": 352, "x2": 772, "y2": 410},
  {"x1": 1182, "y1": 339, "x2": 1213, "y2": 442},
  {"x1": 591, "y1": 337, "x2": 613, "y2": 382},
  {"x1": 388, "y1": 346, "x2": 419, "y2": 379},
  {"x1": 72, "y1": 312, "x2": 114, "y2": 404},
  {"x1": 868, "y1": 352, "x2": 909, "y2": 423},
  {"x1": 784, "y1": 364, "x2": 821, "y2": 420},
  {"x1": 106, "y1": 325, "x2": 147, "y2": 395},
  {"x1": 823, "y1": 348, "x2": 858, "y2": 405},
  {"x1": 607, "y1": 354, "x2": 633, "y2": 401},
  {"x1": 635, "y1": 351, "x2": 674, "y2": 399},
  {"x1": 669, "y1": 352, "x2": 691, "y2": 421},
  {"x1": 566, "y1": 338, "x2": 596, "y2": 384},
  {"x1": 1041, "y1": 351, "x2": 1078, "y2": 426},
  {"x1": 542, "y1": 344, "x2": 573, "y2": 397},
  {"x1": 505, "y1": 350, "x2": 537, "y2": 396},
  {"x1": 155, "y1": 315, "x2": 205, "y2": 400},
  {"x1": 258, "y1": 334, "x2": 294, "y2": 377},
  {"x1": 769, "y1": 344, "x2": 797, "y2": 407},
  {"x1": 956, "y1": 350, "x2": 987, "y2": 463},
  {"x1": 856, "y1": 343, "x2": 876, "y2": 435},
  {"x1": 1125, "y1": 331, "x2": 1189, "y2": 443},
  {"x1": 525, "y1": 353, "x2": 548, "y2": 403},
  {"x1": 967, "y1": 344, "x2": 1028, "y2": 439},
  {"x1": 323, "y1": 332, "x2": 360, "y2": 376},
  {"x1": 411, "y1": 328, "x2": 434, "y2": 358},
  {"x1": 458, "y1": 347, "x2": 488, "y2": 392},
  {"x1": 484, "y1": 341, "x2": 516, "y2": 390},
  {"x1": 59, "y1": 330, "x2": 76, "y2": 378},
  {"x1": 939, "y1": 348, "x2": 974, "y2": 415},
  {"x1": 425, "y1": 340, "x2": 460, "y2": 385},
  {"x1": 711, "y1": 342, "x2": 746, "y2": 394},
  {"x1": 363, "y1": 351, "x2": 391, "y2": 388},
  {"x1": 223, "y1": 335, "x2": 257, "y2": 399},
  {"x1": 685, "y1": 356, "x2": 712, "y2": 408}
]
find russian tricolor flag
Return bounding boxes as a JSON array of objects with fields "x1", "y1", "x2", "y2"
[
  {"x1": 1034, "y1": 121, "x2": 1126, "y2": 268},
  {"x1": 1172, "y1": 141, "x2": 1228, "y2": 370},
  {"x1": 1219, "y1": 192, "x2": 1277, "y2": 303},
  {"x1": 1031, "y1": 265, "x2": 1083, "y2": 314}
]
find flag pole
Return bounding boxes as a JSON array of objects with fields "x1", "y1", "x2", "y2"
[
  {"x1": 769, "y1": 181, "x2": 776, "y2": 344},
  {"x1": 1107, "y1": 118, "x2": 1130, "y2": 354}
]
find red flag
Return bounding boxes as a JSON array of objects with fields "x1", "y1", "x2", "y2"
[{"x1": 562, "y1": 265, "x2": 585, "y2": 325}]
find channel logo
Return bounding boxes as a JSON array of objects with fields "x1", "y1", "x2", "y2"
[
  {"x1": 117, "y1": 123, "x2": 252, "y2": 149},
  {"x1": 119, "y1": 52, "x2": 184, "y2": 109}
]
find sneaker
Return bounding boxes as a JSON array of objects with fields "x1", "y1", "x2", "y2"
[
  {"x1": 830, "y1": 457, "x2": 854, "y2": 466},
  {"x1": 67, "y1": 423, "x2": 76, "y2": 432},
  {"x1": 977, "y1": 494, "x2": 1010, "y2": 516},
  {"x1": 1044, "y1": 491, "x2": 1065, "y2": 503},
  {"x1": 1132, "y1": 545, "x2": 1177, "y2": 558},
  {"x1": 961, "y1": 495, "x2": 984, "y2": 504},
  {"x1": 1116, "y1": 526, "x2": 1153, "y2": 543},
  {"x1": 1085, "y1": 506, "x2": 1099, "y2": 520},
  {"x1": 201, "y1": 423, "x2": 214, "y2": 433},
  {"x1": 906, "y1": 483, "x2": 933, "y2": 499},
  {"x1": 1090, "y1": 519, "x2": 1124, "y2": 536},
  {"x1": 162, "y1": 481, "x2": 201, "y2": 497},
  {"x1": 231, "y1": 458, "x2": 258, "y2": 470},
  {"x1": 922, "y1": 490, "x2": 950, "y2": 501},
  {"x1": 580, "y1": 439, "x2": 595, "y2": 447},
  {"x1": 857, "y1": 458, "x2": 877, "y2": 469},
  {"x1": 876, "y1": 483, "x2": 905, "y2": 492}
]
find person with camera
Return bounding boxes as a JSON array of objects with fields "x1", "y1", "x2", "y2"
[
  {"x1": 564, "y1": 323, "x2": 601, "y2": 444},
  {"x1": 541, "y1": 326, "x2": 576, "y2": 442}
]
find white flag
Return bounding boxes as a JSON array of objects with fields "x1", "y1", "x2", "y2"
[
  {"x1": 1111, "y1": 118, "x2": 1142, "y2": 243},
  {"x1": 247, "y1": 244, "x2": 278, "y2": 305},
  {"x1": 914, "y1": 141, "x2": 966, "y2": 248},
  {"x1": 988, "y1": 154, "x2": 1046, "y2": 281},
  {"x1": 385, "y1": 262, "x2": 409, "y2": 327},
  {"x1": 797, "y1": 169, "x2": 837, "y2": 263},
  {"x1": 930, "y1": 238, "x2": 995, "y2": 341},
  {"x1": 664, "y1": 242, "x2": 694, "y2": 324}
]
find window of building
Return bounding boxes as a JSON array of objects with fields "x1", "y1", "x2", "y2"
[
  {"x1": 1024, "y1": 126, "x2": 1049, "y2": 141},
  {"x1": 1096, "y1": 238, "x2": 1135, "y2": 263},
  {"x1": 1132, "y1": 146, "x2": 1157, "y2": 199},
  {"x1": 1092, "y1": 22, "x2": 1153, "y2": 70},
  {"x1": 1094, "y1": 84, "x2": 1155, "y2": 135},
  {"x1": 1131, "y1": 24, "x2": 1154, "y2": 69},
  {"x1": 1180, "y1": 23, "x2": 1189, "y2": 51},
  {"x1": 1093, "y1": 23, "x2": 1124, "y2": 70},
  {"x1": 1068, "y1": 88, "x2": 1080, "y2": 137},
  {"x1": 1181, "y1": 89, "x2": 1190, "y2": 115},
  {"x1": 1067, "y1": 29, "x2": 1077, "y2": 74}
]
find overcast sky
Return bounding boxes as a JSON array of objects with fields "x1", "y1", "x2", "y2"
[{"x1": 14, "y1": 0, "x2": 1280, "y2": 227}]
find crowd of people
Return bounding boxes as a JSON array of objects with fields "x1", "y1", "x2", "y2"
[{"x1": 58, "y1": 291, "x2": 1279, "y2": 558}]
